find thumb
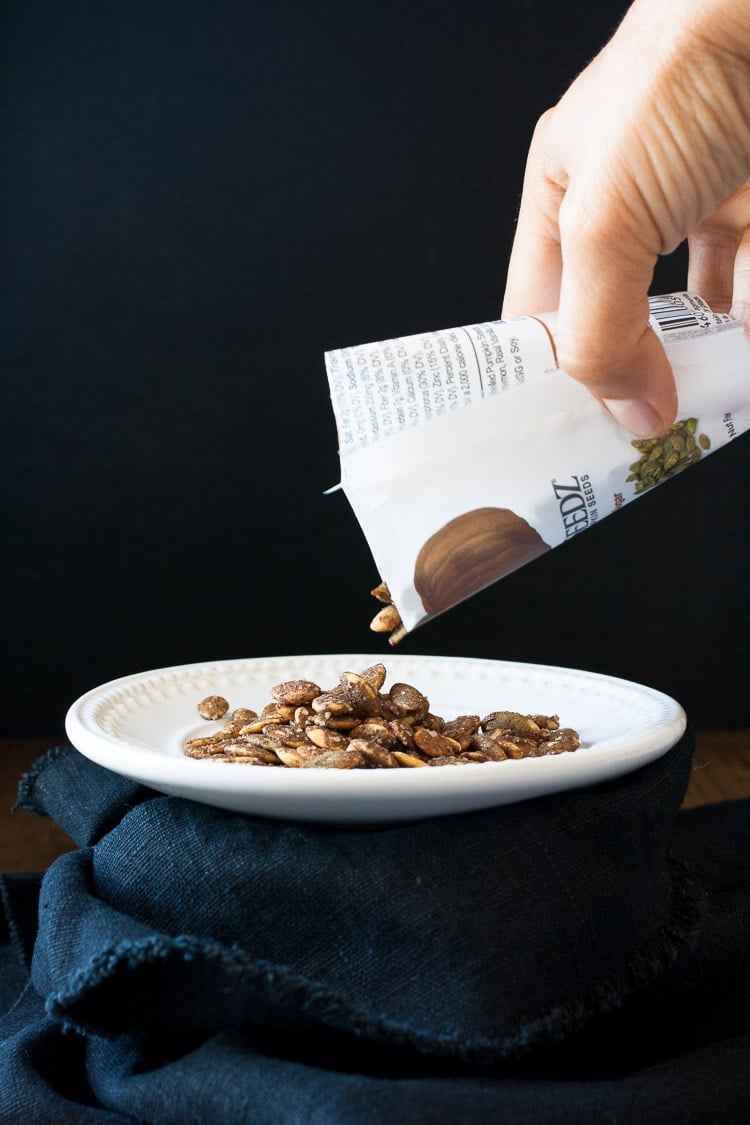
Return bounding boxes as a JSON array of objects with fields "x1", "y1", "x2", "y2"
[{"x1": 554, "y1": 218, "x2": 678, "y2": 437}]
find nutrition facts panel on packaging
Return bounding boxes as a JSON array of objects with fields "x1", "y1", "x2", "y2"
[{"x1": 325, "y1": 316, "x2": 558, "y2": 452}]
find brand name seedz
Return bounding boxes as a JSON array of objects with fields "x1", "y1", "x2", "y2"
[{"x1": 551, "y1": 475, "x2": 596, "y2": 537}]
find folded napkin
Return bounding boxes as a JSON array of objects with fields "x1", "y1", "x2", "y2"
[{"x1": 1, "y1": 731, "x2": 749, "y2": 1123}]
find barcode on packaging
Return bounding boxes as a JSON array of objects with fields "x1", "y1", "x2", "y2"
[{"x1": 648, "y1": 292, "x2": 733, "y2": 338}]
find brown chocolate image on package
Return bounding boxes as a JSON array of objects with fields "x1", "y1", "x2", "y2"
[{"x1": 414, "y1": 507, "x2": 551, "y2": 616}]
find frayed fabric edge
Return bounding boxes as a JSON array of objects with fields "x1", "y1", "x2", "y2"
[
  {"x1": 13, "y1": 746, "x2": 73, "y2": 817},
  {"x1": 43, "y1": 856, "x2": 706, "y2": 1066},
  {"x1": 0, "y1": 875, "x2": 31, "y2": 975}
]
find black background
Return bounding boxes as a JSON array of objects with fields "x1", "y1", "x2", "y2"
[{"x1": 2, "y1": 0, "x2": 748, "y2": 736}]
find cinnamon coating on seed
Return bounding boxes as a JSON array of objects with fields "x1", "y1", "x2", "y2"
[{"x1": 184, "y1": 666, "x2": 580, "y2": 768}]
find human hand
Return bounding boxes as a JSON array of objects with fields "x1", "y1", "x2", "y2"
[{"x1": 502, "y1": 0, "x2": 750, "y2": 436}]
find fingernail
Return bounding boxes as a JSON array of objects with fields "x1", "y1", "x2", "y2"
[{"x1": 602, "y1": 398, "x2": 664, "y2": 437}]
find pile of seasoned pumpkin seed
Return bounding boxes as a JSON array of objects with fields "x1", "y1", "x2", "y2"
[
  {"x1": 184, "y1": 663, "x2": 580, "y2": 768},
  {"x1": 627, "y1": 417, "x2": 710, "y2": 494}
]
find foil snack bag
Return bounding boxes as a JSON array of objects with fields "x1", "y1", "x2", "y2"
[{"x1": 325, "y1": 293, "x2": 750, "y2": 639}]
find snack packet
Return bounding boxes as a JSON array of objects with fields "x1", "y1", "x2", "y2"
[{"x1": 324, "y1": 293, "x2": 750, "y2": 640}]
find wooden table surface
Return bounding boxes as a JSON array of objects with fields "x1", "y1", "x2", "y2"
[{"x1": 1, "y1": 732, "x2": 749, "y2": 873}]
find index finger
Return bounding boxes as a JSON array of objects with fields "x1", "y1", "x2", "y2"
[
  {"x1": 554, "y1": 193, "x2": 678, "y2": 436},
  {"x1": 502, "y1": 116, "x2": 566, "y2": 318}
]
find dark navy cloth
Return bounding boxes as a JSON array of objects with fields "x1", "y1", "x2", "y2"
[{"x1": 1, "y1": 733, "x2": 749, "y2": 1123}]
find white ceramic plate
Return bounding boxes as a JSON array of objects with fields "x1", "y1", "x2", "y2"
[{"x1": 65, "y1": 654, "x2": 686, "y2": 824}]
